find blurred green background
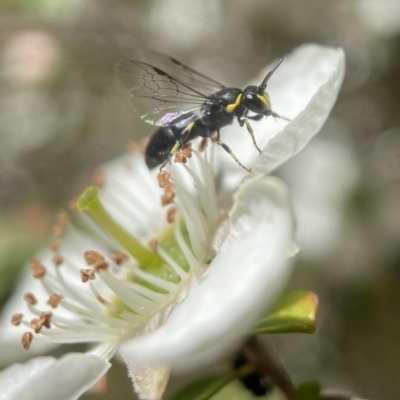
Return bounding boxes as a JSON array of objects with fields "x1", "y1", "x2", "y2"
[{"x1": 1, "y1": 1, "x2": 400, "y2": 399}]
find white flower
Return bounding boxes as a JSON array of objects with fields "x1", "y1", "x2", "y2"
[{"x1": 0, "y1": 43, "x2": 345, "y2": 400}]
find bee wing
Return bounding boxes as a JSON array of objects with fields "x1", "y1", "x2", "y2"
[{"x1": 116, "y1": 59, "x2": 214, "y2": 126}]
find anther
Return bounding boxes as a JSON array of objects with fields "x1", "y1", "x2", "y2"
[
  {"x1": 53, "y1": 224, "x2": 64, "y2": 238},
  {"x1": 69, "y1": 196, "x2": 78, "y2": 212},
  {"x1": 174, "y1": 152, "x2": 187, "y2": 164},
  {"x1": 182, "y1": 143, "x2": 193, "y2": 158},
  {"x1": 11, "y1": 313, "x2": 23, "y2": 326},
  {"x1": 199, "y1": 138, "x2": 208, "y2": 152},
  {"x1": 167, "y1": 207, "x2": 177, "y2": 223},
  {"x1": 23, "y1": 292, "x2": 38, "y2": 305},
  {"x1": 39, "y1": 311, "x2": 53, "y2": 329},
  {"x1": 80, "y1": 268, "x2": 96, "y2": 283},
  {"x1": 94, "y1": 261, "x2": 109, "y2": 272},
  {"x1": 47, "y1": 293, "x2": 64, "y2": 308},
  {"x1": 57, "y1": 210, "x2": 69, "y2": 226},
  {"x1": 94, "y1": 172, "x2": 106, "y2": 187},
  {"x1": 22, "y1": 332, "x2": 33, "y2": 350},
  {"x1": 112, "y1": 251, "x2": 128, "y2": 266},
  {"x1": 49, "y1": 241, "x2": 60, "y2": 252},
  {"x1": 157, "y1": 170, "x2": 172, "y2": 189},
  {"x1": 52, "y1": 254, "x2": 64, "y2": 266},
  {"x1": 30, "y1": 260, "x2": 46, "y2": 279},
  {"x1": 161, "y1": 184, "x2": 175, "y2": 207},
  {"x1": 30, "y1": 318, "x2": 43, "y2": 333},
  {"x1": 148, "y1": 238, "x2": 158, "y2": 252},
  {"x1": 84, "y1": 250, "x2": 104, "y2": 266}
]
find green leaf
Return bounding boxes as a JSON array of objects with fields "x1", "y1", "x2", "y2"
[
  {"x1": 252, "y1": 290, "x2": 319, "y2": 334},
  {"x1": 295, "y1": 381, "x2": 321, "y2": 400}
]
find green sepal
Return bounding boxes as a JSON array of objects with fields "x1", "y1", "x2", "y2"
[
  {"x1": 295, "y1": 381, "x2": 321, "y2": 400},
  {"x1": 252, "y1": 290, "x2": 319, "y2": 335}
]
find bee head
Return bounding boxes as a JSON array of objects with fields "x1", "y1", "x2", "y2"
[{"x1": 242, "y1": 57, "x2": 284, "y2": 116}]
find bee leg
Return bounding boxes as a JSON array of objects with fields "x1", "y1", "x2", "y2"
[
  {"x1": 239, "y1": 117, "x2": 262, "y2": 154},
  {"x1": 270, "y1": 111, "x2": 291, "y2": 122},
  {"x1": 159, "y1": 141, "x2": 181, "y2": 171},
  {"x1": 215, "y1": 134, "x2": 253, "y2": 174}
]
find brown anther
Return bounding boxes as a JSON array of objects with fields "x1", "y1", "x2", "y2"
[
  {"x1": 31, "y1": 261, "x2": 46, "y2": 279},
  {"x1": 84, "y1": 250, "x2": 104, "y2": 265},
  {"x1": 52, "y1": 254, "x2": 64, "y2": 266},
  {"x1": 94, "y1": 261, "x2": 109, "y2": 272},
  {"x1": 80, "y1": 268, "x2": 96, "y2": 283},
  {"x1": 47, "y1": 293, "x2": 64, "y2": 308},
  {"x1": 182, "y1": 143, "x2": 193, "y2": 158},
  {"x1": 161, "y1": 184, "x2": 175, "y2": 207},
  {"x1": 53, "y1": 224, "x2": 64, "y2": 238},
  {"x1": 112, "y1": 251, "x2": 128, "y2": 266},
  {"x1": 157, "y1": 170, "x2": 172, "y2": 189},
  {"x1": 94, "y1": 172, "x2": 106, "y2": 187},
  {"x1": 174, "y1": 152, "x2": 187, "y2": 164},
  {"x1": 49, "y1": 240, "x2": 60, "y2": 252},
  {"x1": 39, "y1": 311, "x2": 53, "y2": 329},
  {"x1": 23, "y1": 292, "x2": 37, "y2": 305},
  {"x1": 167, "y1": 207, "x2": 177, "y2": 223},
  {"x1": 126, "y1": 141, "x2": 138, "y2": 153},
  {"x1": 11, "y1": 313, "x2": 23, "y2": 326},
  {"x1": 140, "y1": 138, "x2": 149, "y2": 155},
  {"x1": 57, "y1": 210, "x2": 69, "y2": 226},
  {"x1": 30, "y1": 318, "x2": 43, "y2": 333},
  {"x1": 198, "y1": 138, "x2": 208, "y2": 152},
  {"x1": 210, "y1": 131, "x2": 218, "y2": 142},
  {"x1": 68, "y1": 196, "x2": 78, "y2": 212},
  {"x1": 22, "y1": 332, "x2": 33, "y2": 350},
  {"x1": 147, "y1": 238, "x2": 158, "y2": 252}
]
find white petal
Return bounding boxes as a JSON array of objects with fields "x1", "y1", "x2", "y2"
[
  {"x1": 99, "y1": 152, "x2": 165, "y2": 240},
  {"x1": 120, "y1": 175, "x2": 294, "y2": 370},
  {"x1": 124, "y1": 359, "x2": 170, "y2": 400},
  {"x1": 252, "y1": 44, "x2": 345, "y2": 174},
  {"x1": 0, "y1": 353, "x2": 110, "y2": 400}
]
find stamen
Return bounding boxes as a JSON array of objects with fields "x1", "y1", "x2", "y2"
[
  {"x1": 11, "y1": 313, "x2": 23, "y2": 326},
  {"x1": 167, "y1": 208, "x2": 177, "y2": 223},
  {"x1": 157, "y1": 170, "x2": 172, "y2": 188},
  {"x1": 112, "y1": 251, "x2": 128, "y2": 265},
  {"x1": 47, "y1": 293, "x2": 64, "y2": 308},
  {"x1": 84, "y1": 250, "x2": 104, "y2": 265},
  {"x1": 52, "y1": 254, "x2": 64, "y2": 266},
  {"x1": 23, "y1": 292, "x2": 38, "y2": 305},
  {"x1": 22, "y1": 332, "x2": 33, "y2": 350},
  {"x1": 30, "y1": 259, "x2": 46, "y2": 279},
  {"x1": 80, "y1": 269, "x2": 96, "y2": 282}
]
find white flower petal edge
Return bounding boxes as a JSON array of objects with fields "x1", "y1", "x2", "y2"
[
  {"x1": 120, "y1": 174, "x2": 294, "y2": 371},
  {"x1": 252, "y1": 44, "x2": 346, "y2": 174},
  {"x1": 0, "y1": 353, "x2": 110, "y2": 400}
]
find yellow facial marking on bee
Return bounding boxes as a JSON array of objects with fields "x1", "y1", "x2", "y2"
[
  {"x1": 226, "y1": 93, "x2": 243, "y2": 113},
  {"x1": 257, "y1": 93, "x2": 271, "y2": 110}
]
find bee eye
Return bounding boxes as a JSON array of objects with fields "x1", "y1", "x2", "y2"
[{"x1": 246, "y1": 93, "x2": 254, "y2": 100}]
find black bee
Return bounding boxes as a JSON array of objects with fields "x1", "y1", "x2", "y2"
[{"x1": 116, "y1": 52, "x2": 287, "y2": 172}]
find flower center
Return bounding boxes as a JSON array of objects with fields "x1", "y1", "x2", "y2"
[{"x1": 11, "y1": 148, "x2": 221, "y2": 360}]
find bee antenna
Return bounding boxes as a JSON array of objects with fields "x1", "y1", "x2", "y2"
[{"x1": 259, "y1": 57, "x2": 284, "y2": 91}]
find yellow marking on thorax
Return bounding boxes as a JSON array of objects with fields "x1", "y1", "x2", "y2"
[
  {"x1": 226, "y1": 93, "x2": 243, "y2": 113},
  {"x1": 257, "y1": 92, "x2": 271, "y2": 110}
]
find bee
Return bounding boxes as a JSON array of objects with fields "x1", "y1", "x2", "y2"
[{"x1": 116, "y1": 52, "x2": 287, "y2": 172}]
